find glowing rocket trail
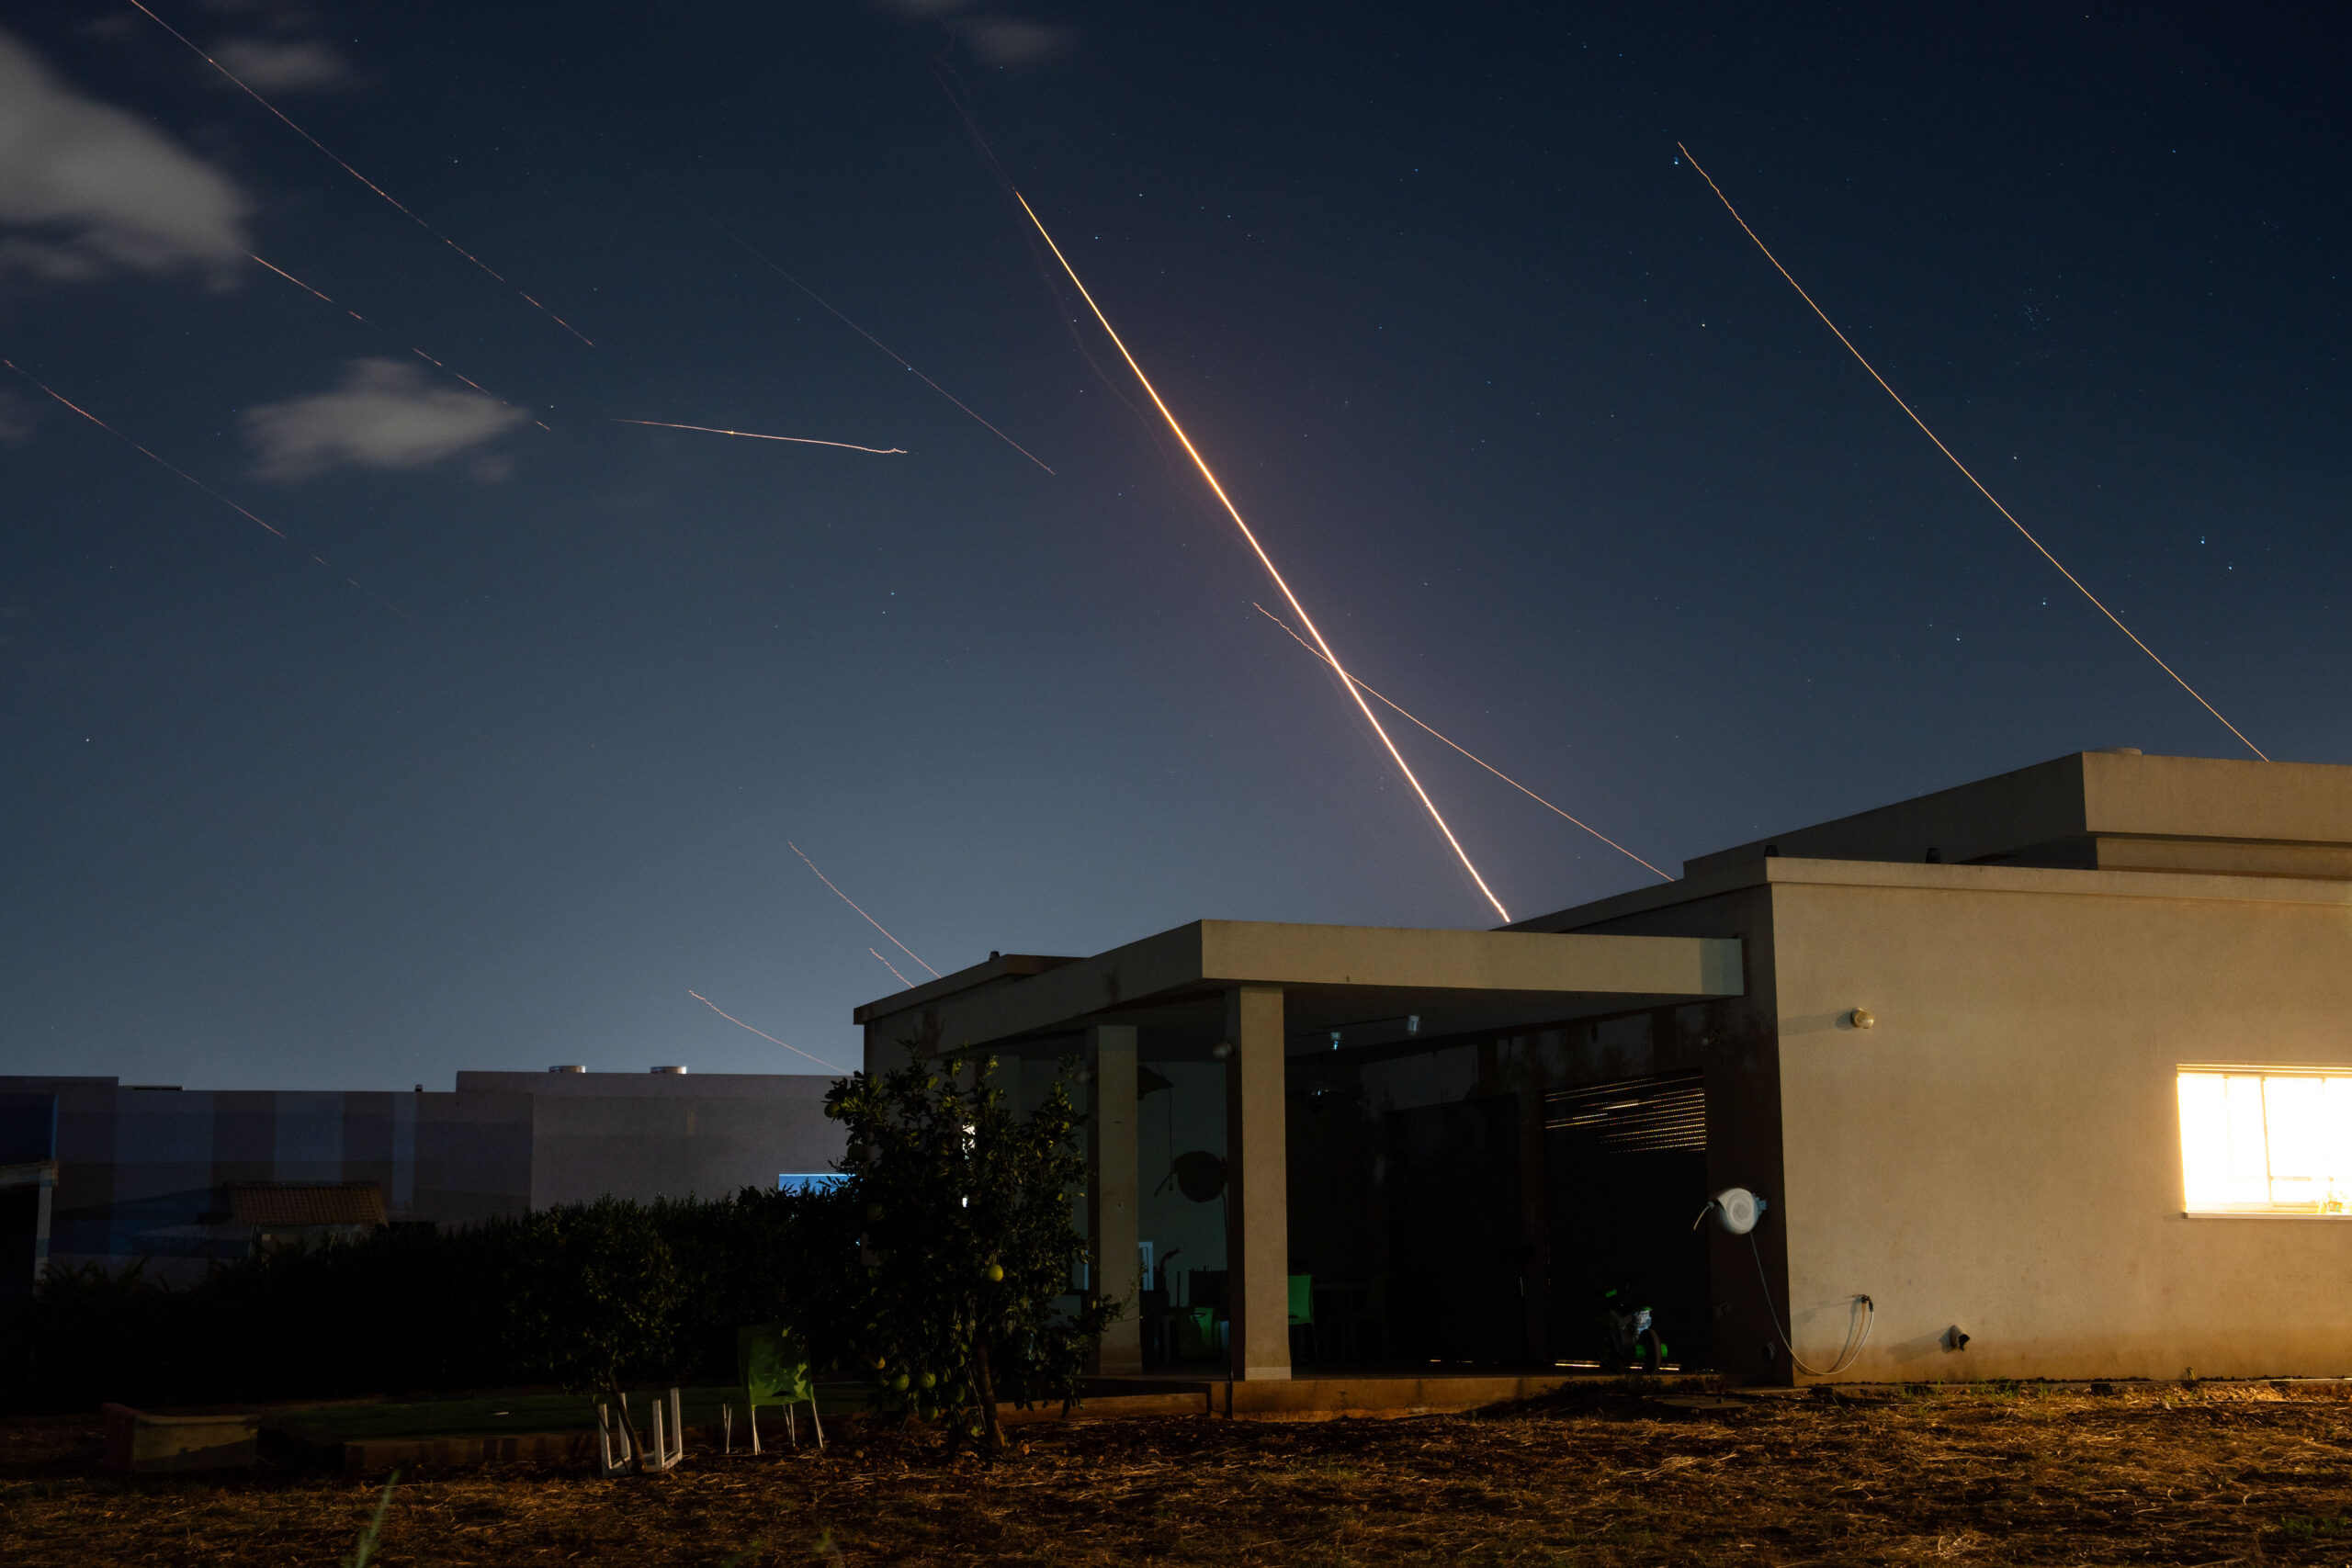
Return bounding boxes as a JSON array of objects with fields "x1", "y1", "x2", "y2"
[
  {"x1": 1677, "y1": 142, "x2": 2264, "y2": 761},
  {"x1": 1253, "y1": 604, "x2": 1673, "y2": 882},
  {"x1": 787, "y1": 842, "x2": 941, "y2": 977},
  {"x1": 127, "y1": 0, "x2": 594, "y2": 347},
  {"x1": 3, "y1": 356, "x2": 399, "y2": 614},
  {"x1": 609, "y1": 420, "x2": 906, "y2": 456},
  {"x1": 1012, "y1": 192, "x2": 1513, "y2": 923},
  {"x1": 643, "y1": 174, "x2": 1054, "y2": 474},
  {"x1": 687, "y1": 990, "x2": 848, "y2": 1073},
  {"x1": 249, "y1": 254, "x2": 551, "y2": 431},
  {"x1": 868, "y1": 948, "x2": 915, "y2": 989}
]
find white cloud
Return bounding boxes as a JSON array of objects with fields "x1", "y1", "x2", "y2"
[
  {"x1": 243, "y1": 359, "x2": 529, "y2": 481},
  {"x1": 0, "y1": 29, "x2": 252, "y2": 282},
  {"x1": 963, "y1": 18, "x2": 1073, "y2": 64},
  {"x1": 211, "y1": 38, "x2": 347, "y2": 91},
  {"x1": 873, "y1": 2, "x2": 1073, "y2": 63}
]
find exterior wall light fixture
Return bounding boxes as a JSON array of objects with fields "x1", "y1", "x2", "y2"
[{"x1": 1849, "y1": 1009, "x2": 1876, "y2": 1030}]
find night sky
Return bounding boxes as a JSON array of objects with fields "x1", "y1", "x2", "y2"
[{"x1": 3, "y1": 5, "x2": 2344, "y2": 1089}]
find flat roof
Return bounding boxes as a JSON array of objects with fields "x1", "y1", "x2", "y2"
[
  {"x1": 855, "y1": 919, "x2": 1742, "y2": 1059},
  {"x1": 1683, "y1": 750, "x2": 2352, "y2": 878}
]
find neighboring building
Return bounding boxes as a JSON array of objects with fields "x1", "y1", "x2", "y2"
[
  {"x1": 0, "y1": 1091, "x2": 59, "y2": 1300},
  {"x1": 453, "y1": 1069, "x2": 842, "y2": 1209},
  {"x1": 0, "y1": 1068, "x2": 843, "y2": 1285},
  {"x1": 854, "y1": 750, "x2": 2352, "y2": 1385}
]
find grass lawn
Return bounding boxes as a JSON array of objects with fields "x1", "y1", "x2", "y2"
[{"x1": 7, "y1": 1382, "x2": 2352, "y2": 1564}]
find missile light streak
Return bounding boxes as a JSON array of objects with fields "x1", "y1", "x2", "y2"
[
  {"x1": 609, "y1": 419, "x2": 906, "y2": 456},
  {"x1": 640, "y1": 173, "x2": 1056, "y2": 475},
  {"x1": 3, "y1": 356, "x2": 400, "y2": 614},
  {"x1": 1012, "y1": 191, "x2": 1512, "y2": 923},
  {"x1": 686, "y1": 990, "x2": 847, "y2": 1073},
  {"x1": 249, "y1": 254, "x2": 552, "y2": 431},
  {"x1": 868, "y1": 947, "x2": 915, "y2": 989},
  {"x1": 787, "y1": 841, "x2": 941, "y2": 977},
  {"x1": 1252, "y1": 604, "x2": 1673, "y2": 883},
  {"x1": 127, "y1": 0, "x2": 594, "y2": 347},
  {"x1": 1677, "y1": 142, "x2": 2264, "y2": 761}
]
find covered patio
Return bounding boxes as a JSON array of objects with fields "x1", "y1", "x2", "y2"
[{"x1": 854, "y1": 919, "x2": 1743, "y2": 1382}]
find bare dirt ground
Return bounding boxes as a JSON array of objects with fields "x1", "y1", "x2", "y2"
[{"x1": 7, "y1": 1382, "x2": 2352, "y2": 1565}]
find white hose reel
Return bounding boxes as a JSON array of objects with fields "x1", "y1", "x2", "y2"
[
  {"x1": 1700, "y1": 1186, "x2": 1766, "y2": 1235},
  {"x1": 1692, "y1": 1185, "x2": 1874, "y2": 1376}
]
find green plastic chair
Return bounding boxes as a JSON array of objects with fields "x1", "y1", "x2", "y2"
[
  {"x1": 1173, "y1": 1306, "x2": 1218, "y2": 1360},
  {"x1": 1287, "y1": 1274, "x2": 1320, "y2": 1366},
  {"x1": 736, "y1": 1322, "x2": 823, "y2": 1452}
]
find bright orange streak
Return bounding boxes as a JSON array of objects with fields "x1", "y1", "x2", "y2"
[
  {"x1": 1013, "y1": 192, "x2": 1511, "y2": 922},
  {"x1": 3, "y1": 356, "x2": 400, "y2": 613},
  {"x1": 643, "y1": 174, "x2": 1054, "y2": 475},
  {"x1": 610, "y1": 419, "x2": 905, "y2": 456},
  {"x1": 1677, "y1": 142, "x2": 2264, "y2": 761},
  {"x1": 1253, "y1": 604, "x2": 1673, "y2": 882},
  {"x1": 868, "y1": 948, "x2": 916, "y2": 989},
  {"x1": 787, "y1": 841, "x2": 941, "y2": 976},
  {"x1": 128, "y1": 0, "x2": 594, "y2": 347},
  {"x1": 248, "y1": 254, "x2": 552, "y2": 431},
  {"x1": 687, "y1": 990, "x2": 848, "y2": 1073}
]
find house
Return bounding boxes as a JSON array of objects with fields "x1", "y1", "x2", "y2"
[{"x1": 854, "y1": 750, "x2": 2352, "y2": 1384}]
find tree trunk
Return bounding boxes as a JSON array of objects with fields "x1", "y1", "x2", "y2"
[{"x1": 973, "y1": 1324, "x2": 1003, "y2": 1456}]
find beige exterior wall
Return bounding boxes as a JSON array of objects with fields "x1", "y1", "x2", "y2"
[{"x1": 1766, "y1": 860, "x2": 2352, "y2": 1382}]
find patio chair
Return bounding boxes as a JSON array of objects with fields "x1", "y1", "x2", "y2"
[
  {"x1": 1288, "y1": 1273, "x2": 1320, "y2": 1366},
  {"x1": 736, "y1": 1322, "x2": 824, "y2": 1453},
  {"x1": 595, "y1": 1388, "x2": 684, "y2": 1476},
  {"x1": 1172, "y1": 1305, "x2": 1218, "y2": 1361}
]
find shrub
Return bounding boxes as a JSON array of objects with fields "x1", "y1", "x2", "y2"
[{"x1": 0, "y1": 1186, "x2": 832, "y2": 1414}]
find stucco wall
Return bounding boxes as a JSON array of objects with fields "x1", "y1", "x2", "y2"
[{"x1": 1767, "y1": 860, "x2": 2352, "y2": 1382}]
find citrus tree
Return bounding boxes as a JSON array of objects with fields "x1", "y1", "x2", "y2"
[{"x1": 824, "y1": 1042, "x2": 1119, "y2": 1454}]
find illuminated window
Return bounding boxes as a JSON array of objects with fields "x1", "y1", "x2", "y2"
[{"x1": 2177, "y1": 1070, "x2": 2352, "y2": 1214}]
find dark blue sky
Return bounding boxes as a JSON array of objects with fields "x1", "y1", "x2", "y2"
[{"x1": 3, "y1": 3, "x2": 2344, "y2": 1089}]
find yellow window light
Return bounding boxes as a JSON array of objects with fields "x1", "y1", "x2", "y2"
[{"x1": 2177, "y1": 1069, "x2": 2352, "y2": 1214}]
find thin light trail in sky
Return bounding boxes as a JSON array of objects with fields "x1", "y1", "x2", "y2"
[
  {"x1": 3, "y1": 356, "x2": 401, "y2": 615},
  {"x1": 248, "y1": 254, "x2": 551, "y2": 431},
  {"x1": 1253, "y1": 604, "x2": 1674, "y2": 883},
  {"x1": 641, "y1": 172, "x2": 1055, "y2": 475},
  {"x1": 686, "y1": 990, "x2": 847, "y2": 1073},
  {"x1": 787, "y1": 841, "x2": 942, "y2": 977},
  {"x1": 608, "y1": 419, "x2": 905, "y2": 456},
  {"x1": 1677, "y1": 142, "x2": 2265, "y2": 761},
  {"x1": 868, "y1": 948, "x2": 915, "y2": 989},
  {"x1": 1012, "y1": 192, "x2": 1513, "y2": 923},
  {"x1": 126, "y1": 0, "x2": 594, "y2": 347}
]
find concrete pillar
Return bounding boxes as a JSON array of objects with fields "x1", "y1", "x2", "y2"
[
  {"x1": 1088, "y1": 1025, "x2": 1142, "y2": 1375},
  {"x1": 1225, "y1": 985, "x2": 1291, "y2": 1381},
  {"x1": 1518, "y1": 1081, "x2": 1550, "y2": 1364}
]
